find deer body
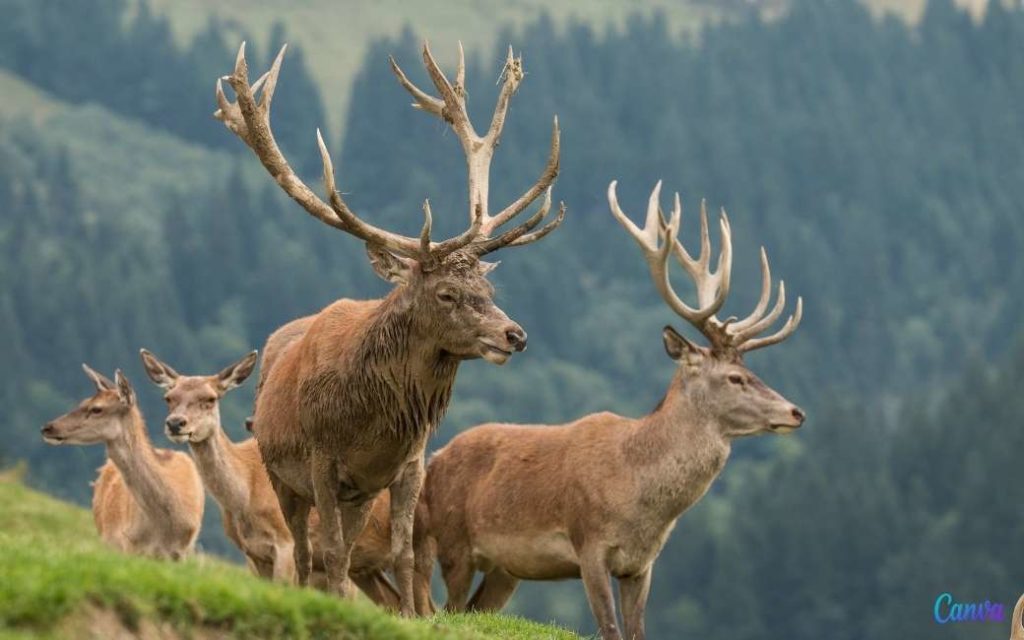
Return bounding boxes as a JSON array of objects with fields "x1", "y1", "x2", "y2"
[
  {"x1": 414, "y1": 183, "x2": 805, "y2": 639},
  {"x1": 421, "y1": 406, "x2": 729, "y2": 583},
  {"x1": 215, "y1": 40, "x2": 563, "y2": 613},
  {"x1": 140, "y1": 349, "x2": 400, "y2": 609},
  {"x1": 43, "y1": 367, "x2": 203, "y2": 560}
]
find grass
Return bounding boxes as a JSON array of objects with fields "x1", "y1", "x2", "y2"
[{"x1": 0, "y1": 472, "x2": 582, "y2": 639}]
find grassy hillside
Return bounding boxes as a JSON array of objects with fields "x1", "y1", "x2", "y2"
[{"x1": 0, "y1": 471, "x2": 581, "y2": 639}]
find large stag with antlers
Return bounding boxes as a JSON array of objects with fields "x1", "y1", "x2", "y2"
[
  {"x1": 412, "y1": 182, "x2": 804, "y2": 639},
  {"x1": 213, "y1": 42, "x2": 562, "y2": 613}
]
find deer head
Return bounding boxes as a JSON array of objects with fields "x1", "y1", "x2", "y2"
[
  {"x1": 610, "y1": 181, "x2": 805, "y2": 438},
  {"x1": 214, "y1": 43, "x2": 564, "y2": 364},
  {"x1": 41, "y1": 365, "x2": 138, "y2": 445},
  {"x1": 140, "y1": 349, "x2": 257, "y2": 444}
]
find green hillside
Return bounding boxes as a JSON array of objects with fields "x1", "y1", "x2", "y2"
[{"x1": 0, "y1": 472, "x2": 581, "y2": 639}]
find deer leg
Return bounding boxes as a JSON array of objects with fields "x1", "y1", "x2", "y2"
[
  {"x1": 270, "y1": 474, "x2": 312, "y2": 586},
  {"x1": 337, "y1": 497, "x2": 374, "y2": 597},
  {"x1": 580, "y1": 550, "x2": 623, "y2": 640},
  {"x1": 389, "y1": 457, "x2": 425, "y2": 616},
  {"x1": 412, "y1": 509, "x2": 437, "y2": 616},
  {"x1": 272, "y1": 540, "x2": 296, "y2": 583},
  {"x1": 353, "y1": 570, "x2": 401, "y2": 611},
  {"x1": 467, "y1": 568, "x2": 519, "y2": 612},
  {"x1": 619, "y1": 567, "x2": 652, "y2": 640},
  {"x1": 439, "y1": 551, "x2": 475, "y2": 612},
  {"x1": 312, "y1": 453, "x2": 354, "y2": 597}
]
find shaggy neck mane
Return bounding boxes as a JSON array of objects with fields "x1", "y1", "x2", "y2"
[{"x1": 346, "y1": 286, "x2": 459, "y2": 440}]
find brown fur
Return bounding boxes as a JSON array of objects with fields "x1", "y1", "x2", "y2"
[
  {"x1": 140, "y1": 349, "x2": 399, "y2": 608},
  {"x1": 252, "y1": 254, "x2": 526, "y2": 613},
  {"x1": 414, "y1": 336, "x2": 805, "y2": 640},
  {"x1": 44, "y1": 368, "x2": 203, "y2": 560}
]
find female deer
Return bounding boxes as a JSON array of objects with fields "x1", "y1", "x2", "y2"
[
  {"x1": 140, "y1": 348, "x2": 399, "y2": 608},
  {"x1": 41, "y1": 366, "x2": 204, "y2": 560},
  {"x1": 413, "y1": 182, "x2": 805, "y2": 639}
]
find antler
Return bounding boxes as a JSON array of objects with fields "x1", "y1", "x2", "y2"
[
  {"x1": 214, "y1": 43, "x2": 483, "y2": 265},
  {"x1": 389, "y1": 42, "x2": 564, "y2": 255},
  {"x1": 608, "y1": 181, "x2": 802, "y2": 356}
]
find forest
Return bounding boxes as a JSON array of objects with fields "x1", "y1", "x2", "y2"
[{"x1": 1, "y1": 0, "x2": 1022, "y2": 637}]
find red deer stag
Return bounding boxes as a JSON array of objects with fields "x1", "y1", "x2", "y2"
[
  {"x1": 412, "y1": 181, "x2": 804, "y2": 639},
  {"x1": 213, "y1": 42, "x2": 563, "y2": 613},
  {"x1": 41, "y1": 366, "x2": 204, "y2": 560},
  {"x1": 140, "y1": 348, "x2": 399, "y2": 608}
]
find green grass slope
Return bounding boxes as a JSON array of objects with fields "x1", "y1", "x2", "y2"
[{"x1": 0, "y1": 473, "x2": 581, "y2": 639}]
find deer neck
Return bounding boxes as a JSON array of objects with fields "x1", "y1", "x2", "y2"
[
  {"x1": 625, "y1": 381, "x2": 731, "y2": 520},
  {"x1": 105, "y1": 408, "x2": 180, "y2": 523},
  {"x1": 349, "y1": 288, "x2": 459, "y2": 437},
  {"x1": 189, "y1": 424, "x2": 248, "y2": 512}
]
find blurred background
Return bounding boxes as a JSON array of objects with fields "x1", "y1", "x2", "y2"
[{"x1": 1, "y1": 0, "x2": 1022, "y2": 637}]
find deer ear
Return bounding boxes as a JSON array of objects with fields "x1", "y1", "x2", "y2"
[
  {"x1": 82, "y1": 363, "x2": 115, "y2": 392},
  {"x1": 366, "y1": 244, "x2": 415, "y2": 285},
  {"x1": 217, "y1": 351, "x2": 258, "y2": 392},
  {"x1": 139, "y1": 349, "x2": 179, "y2": 389},
  {"x1": 662, "y1": 326, "x2": 702, "y2": 362},
  {"x1": 114, "y1": 370, "x2": 135, "y2": 407},
  {"x1": 478, "y1": 260, "x2": 500, "y2": 275}
]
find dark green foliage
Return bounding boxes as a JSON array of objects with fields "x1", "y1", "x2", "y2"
[{"x1": 0, "y1": 0, "x2": 327, "y2": 170}]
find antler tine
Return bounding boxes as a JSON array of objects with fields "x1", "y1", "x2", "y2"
[
  {"x1": 472, "y1": 187, "x2": 557, "y2": 255},
  {"x1": 314, "y1": 129, "x2": 434, "y2": 257},
  {"x1": 455, "y1": 41, "x2": 466, "y2": 96},
  {"x1": 609, "y1": 181, "x2": 717, "y2": 328},
  {"x1": 486, "y1": 116, "x2": 561, "y2": 235},
  {"x1": 662, "y1": 197, "x2": 733, "y2": 319},
  {"x1": 388, "y1": 55, "x2": 444, "y2": 117},
  {"x1": 216, "y1": 43, "x2": 437, "y2": 260},
  {"x1": 485, "y1": 45, "x2": 524, "y2": 147},
  {"x1": 732, "y1": 280, "x2": 787, "y2": 343},
  {"x1": 422, "y1": 42, "x2": 471, "y2": 132},
  {"x1": 724, "y1": 237, "x2": 803, "y2": 352},
  {"x1": 730, "y1": 247, "x2": 772, "y2": 332},
  {"x1": 390, "y1": 42, "x2": 562, "y2": 251},
  {"x1": 508, "y1": 201, "x2": 566, "y2": 248},
  {"x1": 738, "y1": 297, "x2": 803, "y2": 353}
]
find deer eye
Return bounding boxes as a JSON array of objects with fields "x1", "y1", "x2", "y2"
[
  {"x1": 437, "y1": 291, "x2": 456, "y2": 304},
  {"x1": 727, "y1": 374, "x2": 745, "y2": 385},
  {"x1": 89, "y1": 406, "x2": 103, "y2": 415}
]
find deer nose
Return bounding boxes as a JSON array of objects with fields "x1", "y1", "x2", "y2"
[
  {"x1": 506, "y1": 326, "x2": 527, "y2": 352},
  {"x1": 166, "y1": 416, "x2": 188, "y2": 434},
  {"x1": 791, "y1": 406, "x2": 806, "y2": 424},
  {"x1": 41, "y1": 423, "x2": 55, "y2": 436}
]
